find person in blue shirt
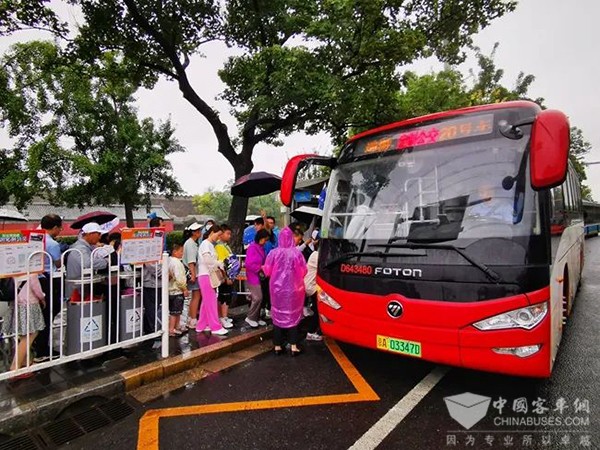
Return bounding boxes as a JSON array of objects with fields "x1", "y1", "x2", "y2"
[
  {"x1": 263, "y1": 215, "x2": 279, "y2": 255},
  {"x1": 468, "y1": 185, "x2": 514, "y2": 223},
  {"x1": 243, "y1": 217, "x2": 265, "y2": 249},
  {"x1": 33, "y1": 214, "x2": 63, "y2": 362}
]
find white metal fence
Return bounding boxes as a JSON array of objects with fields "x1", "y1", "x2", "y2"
[{"x1": 0, "y1": 248, "x2": 169, "y2": 382}]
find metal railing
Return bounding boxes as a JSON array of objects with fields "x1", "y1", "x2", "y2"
[{"x1": 0, "y1": 249, "x2": 169, "y2": 382}]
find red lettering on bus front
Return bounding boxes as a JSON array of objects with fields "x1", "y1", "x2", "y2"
[{"x1": 340, "y1": 264, "x2": 373, "y2": 275}]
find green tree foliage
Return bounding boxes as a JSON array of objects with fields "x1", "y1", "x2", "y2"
[
  {"x1": 466, "y1": 43, "x2": 543, "y2": 105},
  {"x1": 192, "y1": 188, "x2": 233, "y2": 222},
  {"x1": 0, "y1": 41, "x2": 183, "y2": 225},
  {"x1": 57, "y1": 0, "x2": 515, "y2": 245},
  {"x1": 393, "y1": 44, "x2": 592, "y2": 198},
  {"x1": 569, "y1": 127, "x2": 593, "y2": 200},
  {"x1": 395, "y1": 45, "x2": 544, "y2": 123},
  {"x1": 0, "y1": 0, "x2": 66, "y2": 36},
  {"x1": 193, "y1": 188, "x2": 281, "y2": 224}
]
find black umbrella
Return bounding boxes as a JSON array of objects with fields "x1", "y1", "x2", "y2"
[
  {"x1": 70, "y1": 210, "x2": 118, "y2": 230},
  {"x1": 230, "y1": 171, "x2": 282, "y2": 198}
]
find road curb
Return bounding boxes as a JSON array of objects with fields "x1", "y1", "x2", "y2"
[
  {"x1": 0, "y1": 327, "x2": 272, "y2": 437},
  {"x1": 121, "y1": 327, "x2": 273, "y2": 391}
]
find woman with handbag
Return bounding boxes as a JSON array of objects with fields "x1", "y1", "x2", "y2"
[{"x1": 195, "y1": 225, "x2": 229, "y2": 335}]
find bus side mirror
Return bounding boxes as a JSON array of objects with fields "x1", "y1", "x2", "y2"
[
  {"x1": 530, "y1": 110, "x2": 570, "y2": 190},
  {"x1": 280, "y1": 155, "x2": 337, "y2": 206}
]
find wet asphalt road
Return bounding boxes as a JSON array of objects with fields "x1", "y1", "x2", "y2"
[{"x1": 66, "y1": 238, "x2": 600, "y2": 450}]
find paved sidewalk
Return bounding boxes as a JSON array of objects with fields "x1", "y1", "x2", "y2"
[{"x1": 0, "y1": 306, "x2": 272, "y2": 437}]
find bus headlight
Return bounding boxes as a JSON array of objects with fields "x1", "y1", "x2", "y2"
[
  {"x1": 472, "y1": 302, "x2": 548, "y2": 331},
  {"x1": 493, "y1": 345, "x2": 542, "y2": 358},
  {"x1": 317, "y1": 288, "x2": 342, "y2": 310}
]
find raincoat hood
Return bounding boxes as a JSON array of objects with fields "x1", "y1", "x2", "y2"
[{"x1": 277, "y1": 227, "x2": 294, "y2": 248}]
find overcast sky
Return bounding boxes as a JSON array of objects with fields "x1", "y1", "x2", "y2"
[
  {"x1": 135, "y1": 0, "x2": 600, "y2": 199},
  {"x1": 3, "y1": 0, "x2": 600, "y2": 199}
]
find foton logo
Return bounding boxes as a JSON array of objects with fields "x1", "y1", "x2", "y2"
[
  {"x1": 444, "y1": 392, "x2": 491, "y2": 429},
  {"x1": 387, "y1": 301, "x2": 404, "y2": 318},
  {"x1": 374, "y1": 267, "x2": 423, "y2": 278}
]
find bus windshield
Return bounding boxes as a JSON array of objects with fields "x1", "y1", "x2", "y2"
[{"x1": 321, "y1": 135, "x2": 539, "y2": 244}]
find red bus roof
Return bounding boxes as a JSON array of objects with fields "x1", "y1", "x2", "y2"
[{"x1": 347, "y1": 100, "x2": 540, "y2": 143}]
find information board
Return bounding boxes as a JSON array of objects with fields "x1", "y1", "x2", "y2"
[
  {"x1": 0, "y1": 229, "x2": 46, "y2": 278},
  {"x1": 120, "y1": 228, "x2": 165, "y2": 265}
]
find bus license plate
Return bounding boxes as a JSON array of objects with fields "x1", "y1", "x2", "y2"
[{"x1": 376, "y1": 335, "x2": 422, "y2": 358}]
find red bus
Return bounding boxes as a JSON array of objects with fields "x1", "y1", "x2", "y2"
[{"x1": 281, "y1": 101, "x2": 583, "y2": 377}]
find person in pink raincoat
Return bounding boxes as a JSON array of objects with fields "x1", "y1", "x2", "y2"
[{"x1": 262, "y1": 227, "x2": 307, "y2": 356}]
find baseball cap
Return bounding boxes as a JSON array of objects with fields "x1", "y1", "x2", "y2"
[
  {"x1": 147, "y1": 212, "x2": 158, "y2": 220},
  {"x1": 187, "y1": 222, "x2": 202, "y2": 231},
  {"x1": 81, "y1": 222, "x2": 108, "y2": 234}
]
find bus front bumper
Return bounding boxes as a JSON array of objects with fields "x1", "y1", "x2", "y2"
[{"x1": 319, "y1": 303, "x2": 552, "y2": 378}]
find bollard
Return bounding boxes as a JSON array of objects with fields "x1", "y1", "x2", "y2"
[{"x1": 161, "y1": 251, "x2": 169, "y2": 358}]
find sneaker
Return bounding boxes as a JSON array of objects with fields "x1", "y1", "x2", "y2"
[
  {"x1": 212, "y1": 328, "x2": 229, "y2": 336},
  {"x1": 187, "y1": 318, "x2": 198, "y2": 329},
  {"x1": 245, "y1": 318, "x2": 258, "y2": 328},
  {"x1": 264, "y1": 309, "x2": 271, "y2": 319},
  {"x1": 303, "y1": 307, "x2": 314, "y2": 317},
  {"x1": 258, "y1": 320, "x2": 267, "y2": 326},
  {"x1": 33, "y1": 354, "x2": 60, "y2": 364},
  {"x1": 306, "y1": 332, "x2": 323, "y2": 342},
  {"x1": 224, "y1": 317, "x2": 233, "y2": 324},
  {"x1": 220, "y1": 318, "x2": 233, "y2": 329}
]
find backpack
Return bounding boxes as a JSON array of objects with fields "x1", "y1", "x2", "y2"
[
  {"x1": 0, "y1": 278, "x2": 25, "y2": 303},
  {"x1": 0, "y1": 278, "x2": 16, "y2": 302},
  {"x1": 225, "y1": 254, "x2": 241, "y2": 280}
]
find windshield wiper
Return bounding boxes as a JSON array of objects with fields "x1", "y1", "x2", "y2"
[
  {"x1": 324, "y1": 251, "x2": 388, "y2": 269},
  {"x1": 374, "y1": 242, "x2": 503, "y2": 283}
]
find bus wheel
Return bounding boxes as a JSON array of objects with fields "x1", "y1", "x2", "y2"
[{"x1": 562, "y1": 269, "x2": 571, "y2": 325}]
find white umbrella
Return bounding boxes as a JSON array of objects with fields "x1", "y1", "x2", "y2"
[
  {"x1": 0, "y1": 208, "x2": 27, "y2": 229},
  {"x1": 291, "y1": 206, "x2": 323, "y2": 217},
  {"x1": 290, "y1": 206, "x2": 323, "y2": 226},
  {"x1": 0, "y1": 208, "x2": 27, "y2": 221},
  {"x1": 100, "y1": 217, "x2": 120, "y2": 233}
]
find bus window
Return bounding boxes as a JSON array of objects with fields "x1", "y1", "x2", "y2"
[
  {"x1": 551, "y1": 185, "x2": 565, "y2": 227},
  {"x1": 565, "y1": 171, "x2": 574, "y2": 212}
]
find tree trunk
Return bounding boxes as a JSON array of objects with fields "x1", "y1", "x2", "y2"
[
  {"x1": 124, "y1": 199, "x2": 135, "y2": 228},
  {"x1": 228, "y1": 195, "x2": 250, "y2": 254}
]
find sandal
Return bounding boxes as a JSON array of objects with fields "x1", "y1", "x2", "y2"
[{"x1": 10, "y1": 370, "x2": 35, "y2": 380}]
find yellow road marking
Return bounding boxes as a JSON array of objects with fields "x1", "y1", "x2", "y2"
[{"x1": 137, "y1": 338, "x2": 379, "y2": 449}]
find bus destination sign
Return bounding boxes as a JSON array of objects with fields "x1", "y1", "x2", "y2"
[{"x1": 360, "y1": 113, "x2": 494, "y2": 155}]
